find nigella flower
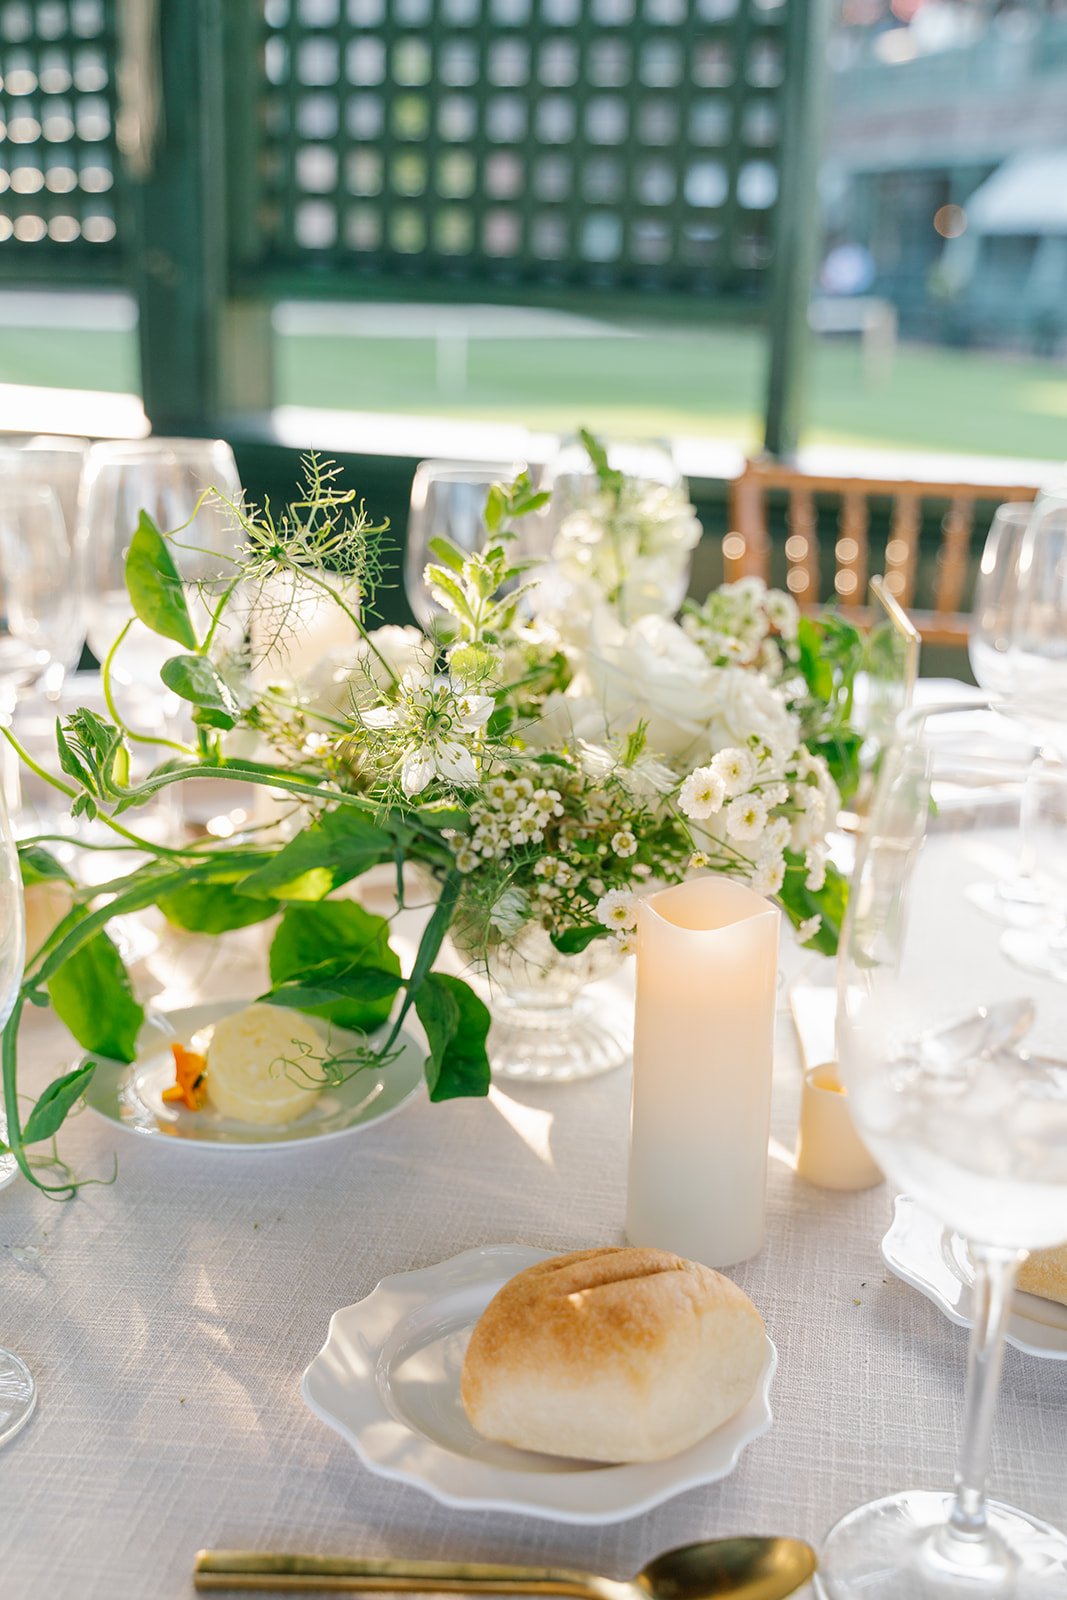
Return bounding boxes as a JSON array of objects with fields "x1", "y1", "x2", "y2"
[{"x1": 360, "y1": 667, "x2": 494, "y2": 797}]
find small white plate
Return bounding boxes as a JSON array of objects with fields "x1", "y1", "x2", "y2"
[
  {"x1": 83, "y1": 1001, "x2": 423, "y2": 1150},
  {"x1": 301, "y1": 1244, "x2": 776, "y2": 1523},
  {"x1": 882, "y1": 1196, "x2": 1067, "y2": 1360}
]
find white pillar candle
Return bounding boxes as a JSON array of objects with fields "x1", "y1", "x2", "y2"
[{"x1": 626, "y1": 877, "x2": 780, "y2": 1268}]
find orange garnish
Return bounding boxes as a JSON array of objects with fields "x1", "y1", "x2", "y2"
[{"x1": 162, "y1": 1042, "x2": 208, "y2": 1112}]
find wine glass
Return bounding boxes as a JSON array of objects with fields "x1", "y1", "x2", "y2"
[
  {"x1": 0, "y1": 484, "x2": 83, "y2": 700},
  {"x1": 1007, "y1": 493, "x2": 1067, "y2": 741},
  {"x1": 76, "y1": 437, "x2": 245, "y2": 685},
  {"x1": 820, "y1": 702, "x2": 1067, "y2": 1598},
  {"x1": 0, "y1": 782, "x2": 33, "y2": 1446},
  {"x1": 967, "y1": 502, "x2": 1059, "y2": 925},
  {"x1": 0, "y1": 435, "x2": 87, "y2": 544},
  {"x1": 405, "y1": 459, "x2": 525, "y2": 631}
]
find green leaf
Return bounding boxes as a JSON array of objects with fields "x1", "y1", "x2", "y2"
[
  {"x1": 779, "y1": 857, "x2": 850, "y2": 957},
  {"x1": 18, "y1": 844, "x2": 73, "y2": 888},
  {"x1": 239, "y1": 807, "x2": 393, "y2": 902},
  {"x1": 125, "y1": 511, "x2": 197, "y2": 649},
  {"x1": 414, "y1": 973, "x2": 491, "y2": 1101},
  {"x1": 796, "y1": 617, "x2": 834, "y2": 704},
  {"x1": 269, "y1": 902, "x2": 401, "y2": 1031},
  {"x1": 47, "y1": 926, "x2": 143, "y2": 1062},
  {"x1": 264, "y1": 967, "x2": 403, "y2": 1013},
  {"x1": 160, "y1": 655, "x2": 241, "y2": 731},
  {"x1": 426, "y1": 536, "x2": 466, "y2": 575},
  {"x1": 22, "y1": 1062, "x2": 96, "y2": 1145},
  {"x1": 549, "y1": 923, "x2": 606, "y2": 956},
  {"x1": 157, "y1": 879, "x2": 278, "y2": 934},
  {"x1": 484, "y1": 482, "x2": 506, "y2": 534},
  {"x1": 55, "y1": 719, "x2": 94, "y2": 792}
]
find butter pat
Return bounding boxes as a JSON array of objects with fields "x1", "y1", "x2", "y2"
[{"x1": 206, "y1": 1003, "x2": 324, "y2": 1125}]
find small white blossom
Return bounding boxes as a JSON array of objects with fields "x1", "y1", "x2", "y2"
[
  {"x1": 711, "y1": 746, "x2": 757, "y2": 797},
  {"x1": 804, "y1": 846, "x2": 827, "y2": 892},
  {"x1": 725, "y1": 794, "x2": 768, "y2": 842},
  {"x1": 616, "y1": 930, "x2": 639, "y2": 957},
  {"x1": 596, "y1": 889, "x2": 638, "y2": 931},
  {"x1": 796, "y1": 914, "x2": 822, "y2": 945},
  {"x1": 611, "y1": 828, "x2": 638, "y2": 858},
  {"x1": 750, "y1": 855, "x2": 786, "y2": 896},
  {"x1": 454, "y1": 847, "x2": 478, "y2": 873},
  {"x1": 690, "y1": 850, "x2": 710, "y2": 869},
  {"x1": 678, "y1": 765, "x2": 726, "y2": 820}
]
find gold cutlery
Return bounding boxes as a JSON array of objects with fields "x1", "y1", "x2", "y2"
[{"x1": 194, "y1": 1536, "x2": 816, "y2": 1599}]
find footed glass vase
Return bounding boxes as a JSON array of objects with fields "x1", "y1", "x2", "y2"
[{"x1": 456, "y1": 924, "x2": 630, "y2": 1084}]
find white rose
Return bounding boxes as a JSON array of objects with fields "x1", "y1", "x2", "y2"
[
  {"x1": 579, "y1": 613, "x2": 723, "y2": 760},
  {"x1": 303, "y1": 626, "x2": 430, "y2": 721},
  {"x1": 703, "y1": 666, "x2": 801, "y2": 769}
]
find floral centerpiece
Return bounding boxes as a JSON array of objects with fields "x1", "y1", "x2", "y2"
[{"x1": 3, "y1": 443, "x2": 861, "y2": 1191}]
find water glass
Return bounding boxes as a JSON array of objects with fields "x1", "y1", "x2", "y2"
[{"x1": 405, "y1": 460, "x2": 525, "y2": 632}]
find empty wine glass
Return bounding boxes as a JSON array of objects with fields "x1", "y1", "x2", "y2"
[
  {"x1": 967, "y1": 502, "x2": 1059, "y2": 926},
  {"x1": 1008, "y1": 493, "x2": 1067, "y2": 744},
  {"x1": 820, "y1": 702, "x2": 1067, "y2": 1598},
  {"x1": 77, "y1": 438, "x2": 244, "y2": 686},
  {"x1": 0, "y1": 435, "x2": 87, "y2": 545},
  {"x1": 0, "y1": 781, "x2": 33, "y2": 1446},
  {"x1": 0, "y1": 484, "x2": 82, "y2": 700},
  {"x1": 405, "y1": 459, "x2": 525, "y2": 631}
]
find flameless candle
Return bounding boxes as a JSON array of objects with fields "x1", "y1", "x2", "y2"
[{"x1": 626, "y1": 877, "x2": 780, "y2": 1267}]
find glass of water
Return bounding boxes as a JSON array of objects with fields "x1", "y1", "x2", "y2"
[{"x1": 820, "y1": 702, "x2": 1067, "y2": 1598}]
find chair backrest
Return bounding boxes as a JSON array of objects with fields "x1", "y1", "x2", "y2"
[{"x1": 726, "y1": 458, "x2": 1039, "y2": 645}]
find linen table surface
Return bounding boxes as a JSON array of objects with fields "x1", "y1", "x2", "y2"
[{"x1": 0, "y1": 917, "x2": 1064, "y2": 1600}]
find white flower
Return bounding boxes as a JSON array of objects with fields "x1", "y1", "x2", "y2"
[
  {"x1": 611, "y1": 829, "x2": 638, "y2": 858},
  {"x1": 804, "y1": 846, "x2": 827, "y2": 893},
  {"x1": 725, "y1": 794, "x2": 768, "y2": 842},
  {"x1": 711, "y1": 746, "x2": 757, "y2": 797},
  {"x1": 679, "y1": 765, "x2": 726, "y2": 820},
  {"x1": 796, "y1": 914, "x2": 822, "y2": 945},
  {"x1": 764, "y1": 589, "x2": 800, "y2": 640},
  {"x1": 749, "y1": 855, "x2": 786, "y2": 896},
  {"x1": 616, "y1": 930, "x2": 639, "y2": 956},
  {"x1": 579, "y1": 612, "x2": 723, "y2": 760},
  {"x1": 596, "y1": 890, "x2": 638, "y2": 931},
  {"x1": 454, "y1": 847, "x2": 478, "y2": 873},
  {"x1": 690, "y1": 849, "x2": 711, "y2": 869},
  {"x1": 361, "y1": 668, "x2": 493, "y2": 797},
  {"x1": 762, "y1": 815, "x2": 792, "y2": 855},
  {"x1": 301, "y1": 626, "x2": 431, "y2": 720},
  {"x1": 489, "y1": 888, "x2": 530, "y2": 936}
]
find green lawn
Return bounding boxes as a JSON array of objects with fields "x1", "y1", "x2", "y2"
[{"x1": 2, "y1": 317, "x2": 1066, "y2": 463}]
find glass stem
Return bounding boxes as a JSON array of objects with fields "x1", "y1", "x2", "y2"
[{"x1": 948, "y1": 1243, "x2": 1024, "y2": 1543}]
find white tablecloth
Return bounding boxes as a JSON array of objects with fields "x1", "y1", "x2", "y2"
[{"x1": 0, "y1": 918, "x2": 1065, "y2": 1599}]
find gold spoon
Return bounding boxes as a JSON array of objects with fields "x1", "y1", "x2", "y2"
[{"x1": 194, "y1": 1537, "x2": 816, "y2": 1598}]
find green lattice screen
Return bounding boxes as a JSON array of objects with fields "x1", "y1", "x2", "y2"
[
  {"x1": 0, "y1": 0, "x2": 124, "y2": 280},
  {"x1": 248, "y1": 0, "x2": 790, "y2": 298}
]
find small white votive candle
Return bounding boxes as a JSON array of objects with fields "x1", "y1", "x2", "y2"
[
  {"x1": 795, "y1": 1063, "x2": 883, "y2": 1192},
  {"x1": 626, "y1": 877, "x2": 779, "y2": 1268}
]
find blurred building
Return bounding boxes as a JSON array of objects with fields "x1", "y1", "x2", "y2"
[{"x1": 824, "y1": 0, "x2": 1067, "y2": 350}]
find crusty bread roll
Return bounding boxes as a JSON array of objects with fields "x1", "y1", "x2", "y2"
[
  {"x1": 1018, "y1": 1243, "x2": 1067, "y2": 1309},
  {"x1": 460, "y1": 1246, "x2": 765, "y2": 1463}
]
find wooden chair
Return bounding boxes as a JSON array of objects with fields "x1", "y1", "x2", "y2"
[{"x1": 725, "y1": 459, "x2": 1039, "y2": 645}]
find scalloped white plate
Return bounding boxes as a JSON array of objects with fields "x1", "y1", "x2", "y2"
[
  {"x1": 82, "y1": 1001, "x2": 423, "y2": 1150},
  {"x1": 882, "y1": 1196, "x2": 1067, "y2": 1360},
  {"x1": 301, "y1": 1244, "x2": 776, "y2": 1523}
]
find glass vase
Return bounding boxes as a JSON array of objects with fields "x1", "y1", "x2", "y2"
[{"x1": 455, "y1": 923, "x2": 631, "y2": 1084}]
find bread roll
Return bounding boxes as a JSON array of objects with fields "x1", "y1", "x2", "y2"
[
  {"x1": 460, "y1": 1246, "x2": 765, "y2": 1463},
  {"x1": 1018, "y1": 1243, "x2": 1067, "y2": 1309}
]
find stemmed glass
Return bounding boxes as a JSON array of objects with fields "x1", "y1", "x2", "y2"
[
  {"x1": 0, "y1": 783, "x2": 33, "y2": 1446},
  {"x1": 967, "y1": 502, "x2": 1058, "y2": 925},
  {"x1": 76, "y1": 437, "x2": 245, "y2": 686},
  {"x1": 404, "y1": 460, "x2": 525, "y2": 631},
  {"x1": 0, "y1": 485, "x2": 82, "y2": 700},
  {"x1": 820, "y1": 702, "x2": 1067, "y2": 1598}
]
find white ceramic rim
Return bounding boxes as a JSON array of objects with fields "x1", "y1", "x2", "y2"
[
  {"x1": 82, "y1": 1000, "x2": 424, "y2": 1153},
  {"x1": 301, "y1": 1243, "x2": 777, "y2": 1524},
  {"x1": 882, "y1": 1195, "x2": 1067, "y2": 1361}
]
